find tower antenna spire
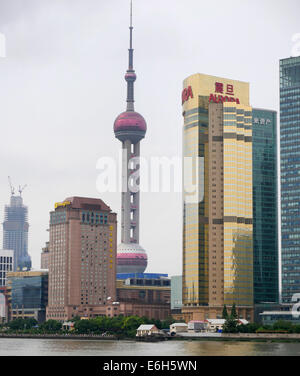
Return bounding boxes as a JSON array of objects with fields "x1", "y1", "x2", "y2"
[
  {"x1": 128, "y1": 0, "x2": 134, "y2": 70},
  {"x1": 130, "y1": 0, "x2": 133, "y2": 28},
  {"x1": 125, "y1": 0, "x2": 136, "y2": 111}
]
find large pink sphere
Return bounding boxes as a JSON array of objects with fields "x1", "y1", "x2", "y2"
[
  {"x1": 114, "y1": 111, "x2": 147, "y2": 133},
  {"x1": 117, "y1": 243, "x2": 148, "y2": 274}
]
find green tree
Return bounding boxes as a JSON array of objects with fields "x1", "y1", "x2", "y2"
[
  {"x1": 222, "y1": 317, "x2": 238, "y2": 333},
  {"x1": 238, "y1": 323, "x2": 260, "y2": 333},
  {"x1": 273, "y1": 320, "x2": 293, "y2": 332},
  {"x1": 161, "y1": 317, "x2": 175, "y2": 329},
  {"x1": 222, "y1": 305, "x2": 228, "y2": 319},
  {"x1": 8, "y1": 318, "x2": 37, "y2": 331},
  {"x1": 230, "y1": 303, "x2": 238, "y2": 319},
  {"x1": 74, "y1": 319, "x2": 97, "y2": 334},
  {"x1": 40, "y1": 320, "x2": 62, "y2": 333}
]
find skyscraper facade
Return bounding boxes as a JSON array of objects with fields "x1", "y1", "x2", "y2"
[
  {"x1": 182, "y1": 73, "x2": 253, "y2": 321},
  {"x1": 252, "y1": 109, "x2": 279, "y2": 304},
  {"x1": 0, "y1": 249, "x2": 14, "y2": 286},
  {"x1": 46, "y1": 197, "x2": 117, "y2": 321},
  {"x1": 3, "y1": 194, "x2": 31, "y2": 271},
  {"x1": 113, "y1": 4, "x2": 148, "y2": 274},
  {"x1": 280, "y1": 56, "x2": 300, "y2": 303}
]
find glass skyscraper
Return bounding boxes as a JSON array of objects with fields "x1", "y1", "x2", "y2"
[
  {"x1": 3, "y1": 195, "x2": 31, "y2": 271},
  {"x1": 7, "y1": 270, "x2": 48, "y2": 323},
  {"x1": 252, "y1": 109, "x2": 278, "y2": 304},
  {"x1": 280, "y1": 56, "x2": 300, "y2": 303}
]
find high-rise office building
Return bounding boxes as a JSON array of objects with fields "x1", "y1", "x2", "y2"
[
  {"x1": 182, "y1": 73, "x2": 253, "y2": 321},
  {"x1": 113, "y1": 2, "x2": 148, "y2": 274},
  {"x1": 0, "y1": 249, "x2": 14, "y2": 286},
  {"x1": 3, "y1": 194, "x2": 31, "y2": 271},
  {"x1": 252, "y1": 109, "x2": 279, "y2": 304},
  {"x1": 171, "y1": 275, "x2": 183, "y2": 311},
  {"x1": 46, "y1": 197, "x2": 117, "y2": 321},
  {"x1": 280, "y1": 56, "x2": 300, "y2": 303},
  {"x1": 7, "y1": 270, "x2": 48, "y2": 323}
]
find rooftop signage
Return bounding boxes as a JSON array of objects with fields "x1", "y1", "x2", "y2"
[
  {"x1": 253, "y1": 117, "x2": 271, "y2": 125},
  {"x1": 55, "y1": 201, "x2": 71, "y2": 209},
  {"x1": 182, "y1": 86, "x2": 193, "y2": 105},
  {"x1": 209, "y1": 82, "x2": 240, "y2": 104},
  {"x1": 182, "y1": 81, "x2": 242, "y2": 106}
]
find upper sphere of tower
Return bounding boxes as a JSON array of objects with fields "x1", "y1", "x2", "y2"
[{"x1": 125, "y1": 72, "x2": 137, "y2": 82}]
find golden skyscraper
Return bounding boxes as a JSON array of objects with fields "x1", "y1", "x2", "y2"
[{"x1": 182, "y1": 73, "x2": 253, "y2": 322}]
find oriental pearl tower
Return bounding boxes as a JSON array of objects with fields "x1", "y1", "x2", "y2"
[{"x1": 114, "y1": 1, "x2": 148, "y2": 274}]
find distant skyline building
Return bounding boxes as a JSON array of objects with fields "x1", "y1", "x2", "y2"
[
  {"x1": 113, "y1": 3, "x2": 148, "y2": 274},
  {"x1": 40, "y1": 241, "x2": 50, "y2": 270},
  {"x1": 280, "y1": 56, "x2": 300, "y2": 303},
  {"x1": 0, "y1": 249, "x2": 14, "y2": 286},
  {"x1": 182, "y1": 73, "x2": 253, "y2": 322},
  {"x1": 3, "y1": 193, "x2": 31, "y2": 271},
  {"x1": 252, "y1": 109, "x2": 279, "y2": 304},
  {"x1": 46, "y1": 197, "x2": 117, "y2": 321},
  {"x1": 171, "y1": 275, "x2": 183, "y2": 311}
]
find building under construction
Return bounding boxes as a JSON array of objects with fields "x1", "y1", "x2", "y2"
[{"x1": 2, "y1": 179, "x2": 31, "y2": 271}]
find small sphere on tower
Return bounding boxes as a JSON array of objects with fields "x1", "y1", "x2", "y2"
[{"x1": 125, "y1": 72, "x2": 137, "y2": 82}]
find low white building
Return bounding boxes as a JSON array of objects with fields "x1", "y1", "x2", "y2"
[
  {"x1": 205, "y1": 319, "x2": 226, "y2": 332},
  {"x1": 136, "y1": 324, "x2": 161, "y2": 337},
  {"x1": 62, "y1": 321, "x2": 75, "y2": 331},
  {"x1": 170, "y1": 323, "x2": 188, "y2": 334},
  {"x1": 205, "y1": 319, "x2": 249, "y2": 332},
  {"x1": 188, "y1": 320, "x2": 208, "y2": 332}
]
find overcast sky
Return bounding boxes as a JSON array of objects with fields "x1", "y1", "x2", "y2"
[{"x1": 0, "y1": 0, "x2": 299, "y2": 276}]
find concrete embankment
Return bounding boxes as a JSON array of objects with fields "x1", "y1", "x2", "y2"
[
  {"x1": 0, "y1": 333, "x2": 117, "y2": 340},
  {"x1": 175, "y1": 332, "x2": 300, "y2": 341}
]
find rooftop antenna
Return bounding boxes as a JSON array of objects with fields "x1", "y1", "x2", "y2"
[
  {"x1": 8, "y1": 176, "x2": 15, "y2": 196},
  {"x1": 18, "y1": 184, "x2": 27, "y2": 197}
]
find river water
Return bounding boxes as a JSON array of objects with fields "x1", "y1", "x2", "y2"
[{"x1": 0, "y1": 338, "x2": 300, "y2": 356}]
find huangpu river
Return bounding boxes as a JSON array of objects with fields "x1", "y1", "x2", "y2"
[{"x1": 0, "y1": 338, "x2": 300, "y2": 356}]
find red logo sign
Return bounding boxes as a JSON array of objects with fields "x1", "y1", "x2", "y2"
[
  {"x1": 182, "y1": 86, "x2": 194, "y2": 105},
  {"x1": 209, "y1": 94, "x2": 240, "y2": 104},
  {"x1": 182, "y1": 83, "x2": 240, "y2": 106}
]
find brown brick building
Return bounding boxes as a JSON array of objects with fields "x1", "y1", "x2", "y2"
[
  {"x1": 46, "y1": 197, "x2": 117, "y2": 321},
  {"x1": 115, "y1": 278, "x2": 171, "y2": 320},
  {"x1": 40, "y1": 242, "x2": 50, "y2": 270}
]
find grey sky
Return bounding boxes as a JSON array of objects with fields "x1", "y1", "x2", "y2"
[{"x1": 0, "y1": 0, "x2": 299, "y2": 275}]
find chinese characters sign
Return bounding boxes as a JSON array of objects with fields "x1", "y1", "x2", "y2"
[
  {"x1": 210, "y1": 81, "x2": 240, "y2": 104},
  {"x1": 253, "y1": 118, "x2": 272, "y2": 125},
  {"x1": 182, "y1": 81, "x2": 244, "y2": 106}
]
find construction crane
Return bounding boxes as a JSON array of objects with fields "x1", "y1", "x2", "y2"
[
  {"x1": 18, "y1": 184, "x2": 27, "y2": 196},
  {"x1": 8, "y1": 176, "x2": 15, "y2": 196}
]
